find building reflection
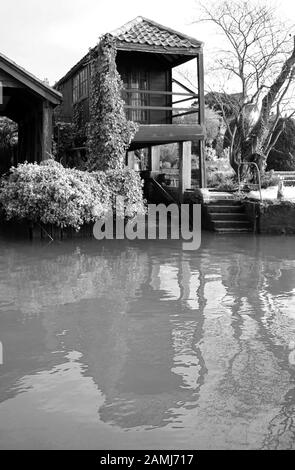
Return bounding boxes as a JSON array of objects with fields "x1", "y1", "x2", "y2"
[{"x1": 1, "y1": 235, "x2": 295, "y2": 448}]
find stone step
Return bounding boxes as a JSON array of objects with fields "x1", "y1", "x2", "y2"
[
  {"x1": 214, "y1": 227, "x2": 252, "y2": 233},
  {"x1": 206, "y1": 199, "x2": 241, "y2": 205},
  {"x1": 212, "y1": 220, "x2": 252, "y2": 230},
  {"x1": 210, "y1": 212, "x2": 248, "y2": 221},
  {"x1": 207, "y1": 204, "x2": 244, "y2": 213}
]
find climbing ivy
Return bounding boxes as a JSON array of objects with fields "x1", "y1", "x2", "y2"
[
  {"x1": 86, "y1": 34, "x2": 138, "y2": 171},
  {"x1": 73, "y1": 101, "x2": 88, "y2": 147}
]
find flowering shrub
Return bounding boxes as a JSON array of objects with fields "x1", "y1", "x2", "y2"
[
  {"x1": 103, "y1": 167, "x2": 146, "y2": 217},
  {"x1": 0, "y1": 161, "x2": 110, "y2": 230},
  {"x1": 0, "y1": 161, "x2": 145, "y2": 230}
]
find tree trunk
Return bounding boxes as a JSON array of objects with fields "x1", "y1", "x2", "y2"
[{"x1": 242, "y1": 37, "x2": 295, "y2": 167}]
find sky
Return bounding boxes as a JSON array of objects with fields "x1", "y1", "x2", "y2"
[{"x1": 0, "y1": 0, "x2": 294, "y2": 86}]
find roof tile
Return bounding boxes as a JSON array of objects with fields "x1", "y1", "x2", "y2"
[{"x1": 111, "y1": 16, "x2": 201, "y2": 50}]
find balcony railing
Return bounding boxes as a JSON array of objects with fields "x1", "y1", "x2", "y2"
[{"x1": 123, "y1": 79, "x2": 199, "y2": 124}]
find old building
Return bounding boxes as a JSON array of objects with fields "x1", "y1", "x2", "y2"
[
  {"x1": 0, "y1": 52, "x2": 62, "y2": 171},
  {"x1": 55, "y1": 17, "x2": 206, "y2": 195}
]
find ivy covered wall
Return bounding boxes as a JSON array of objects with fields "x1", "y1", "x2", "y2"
[{"x1": 86, "y1": 34, "x2": 138, "y2": 171}]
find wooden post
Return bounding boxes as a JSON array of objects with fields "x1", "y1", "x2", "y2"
[
  {"x1": 42, "y1": 100, "x2": 53, "y2": 161},
  {"x1": 148, "y1": 145, "x2": 161, "y2": 173},
  {"x1": 197, "y1": 51, "x2": 206, "y2": 188},
  {"x1": 127, "y1": 151, "x2": 135, "y2": 169},
  {"x1": 199, "y1": 140, "x2": 206, "y2": 188},
  {"x1": 179, "y1": 141, "x2": 191, "y2": 203}
]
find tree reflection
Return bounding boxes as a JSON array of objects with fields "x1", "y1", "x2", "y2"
[{"x1": 1, "y1": 236, "x2": 295, "y2": 447}]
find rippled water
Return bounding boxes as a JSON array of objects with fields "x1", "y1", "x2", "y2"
[{"x1": 0, "y1": 234, "x2": 295, "y2": 449}]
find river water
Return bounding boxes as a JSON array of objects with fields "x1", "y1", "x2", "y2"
[{"x1": 0, "y1": 234, "x2": 295, "y2": 449}]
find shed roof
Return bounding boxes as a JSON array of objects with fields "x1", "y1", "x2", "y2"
[{"x1": 0, "y1": 51, "x2": 62, "y2": 105}]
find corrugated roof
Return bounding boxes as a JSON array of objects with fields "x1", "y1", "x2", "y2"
[{"x1": 111, "y1": 16, "x2": 202, "y2": 50}]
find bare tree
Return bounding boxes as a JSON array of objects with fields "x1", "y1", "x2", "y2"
[{"x1": 195, "y1": 0, "x2": 295, "y2": 174}]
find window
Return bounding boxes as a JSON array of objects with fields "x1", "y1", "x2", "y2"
[
  {"x1": 122, "y1": 70, "x2": 149, "y2": 123},
  {"x1": 73, "y1": 67, "x2": 88, "y2": 103}
]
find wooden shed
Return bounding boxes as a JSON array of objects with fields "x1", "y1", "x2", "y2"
[
  {"x1": 55, "y1": 17, "x2": 206, "y2": 193},
  {"x1": 0, "y1": 52, "x2": 62, "y2": 169}
]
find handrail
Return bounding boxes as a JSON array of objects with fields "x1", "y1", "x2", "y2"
[
  {"x1": 124, "y1": 88, "x2": 198, "y2": 98},
  {"x1": 238, "y1": 161, "x2": 262, "y2": 202},
  {"x1": 124, "y1": 105, "x2": 198, "y2": 113},
  {"x1": 149, "y1": 178, "x2": 178, "y2": 204},
  {"x1": 172, "y1": 78, "x2": 198, "y2": 96}
]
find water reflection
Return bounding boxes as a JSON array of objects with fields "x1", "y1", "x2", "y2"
[{"x1": 0, "y1": 235, "x2": 295, "y2": 449}]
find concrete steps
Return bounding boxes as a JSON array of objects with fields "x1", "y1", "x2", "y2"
[
  {"x1": 210, "y1": 212, "x2": 247, "y2": 221},
  {"x1": 208, "y1": 204, "x2": 244, "y2": 213},
  {"x1": 205, "y1": 199, "x2": 252, "y2": 233},
  {"x1": 214, "y1": 226, "x2": 252, "y2": 233}
]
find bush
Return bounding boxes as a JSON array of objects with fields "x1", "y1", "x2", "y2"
[
  {"x1": 0, "y1": 161, "x2": 145, "y2": 230},
  {"x1": 267, "y1": 118, "x2": 295, "y2": 171},
  {"x1": 207, "y1": 171, "x2": 237, "y2": 191},
  {"x1": 260, "y1": 171, "x2": 280, "y2": 189},
  {"x1": 103, "y1": 167, "x2": 146, "y2": 218},
  {"x1": 0, "y1": 161, "x2": 110, "y2": 230}
]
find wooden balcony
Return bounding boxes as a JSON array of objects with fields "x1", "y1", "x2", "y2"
[
  {"x1": 130, "y1": 124, "x2": 204, "y2": 149},
  {"x1": 123, "y1": 79, "x2": 204, "y2": 148}
]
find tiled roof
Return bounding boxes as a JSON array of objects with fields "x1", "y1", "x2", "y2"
[
  {"x1": 111, "y1": 17, "x2": 202, "y2": 50},
  {"x1": 56, "y1": 17, "x2": 202, "y2": 86}
]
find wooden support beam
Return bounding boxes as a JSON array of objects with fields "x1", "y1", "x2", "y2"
[
  {"x1": 198, "y1": 140, "x2": 206, "y2": 188},
  {"x1": 178, "y1": 141, "x2": 191, "y2": 202},
  {"x1": 127, "y1": 151, "x2": 135, "y2": 169},
  {"x1": 42, "y1": 100, "x2": 53, "y2": 161},
  {"x1": 148, "y1": 145, "x2": 161, "y2": 172},
  {"x1": 197, "y1": 52, "x2": 206, "y2": 188},
  {"x1": 132, "y1": 124, "x2": 204, "y2": 144},
  {"x1": 197, "y1": 53, "x2": 205, "y2": 126}
]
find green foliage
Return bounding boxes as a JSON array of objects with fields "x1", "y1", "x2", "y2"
[
  {"x1": 87, "y1": 34, "x2": 138, "y2": 171},
  {"x1": 204, "y1": 106, "x2": 222, "y2": 145},
  {"x1": 267, "y1": 118, "x2": 295, "y2": 171},
  {"x1": 105, "y1": 167, "x2": 146, "y2": 217},
  {"x1": 54, "y1": 104, "x2": 88, "y2": 165},
  {"x1": 0, "y1": 161, "x2": 110, "y2": 230},
  {"x1": 260, "y1": 170, "x2": 280, "y2": 189},
  {"x1": 54, "y1": 122, "x2": 75, "y2": 158},
  {"x1": 206, "y1": 147, "x2": 234, "y2": 172},
  {"x1": 207, "y1": 171, "x2": 238, "y2": 191},
  {"x1": 0, "y1": 161, "x2": 145, "y2": 229},
  {"x1": 73, "y1": 101, "x2": 88, "y2": 147},
  {"x1": 206, "y1": 147, "x2": 237, "y2": 190},
  {"x1": 0, "y1": 117, "x2": 18, "y2": 149}
]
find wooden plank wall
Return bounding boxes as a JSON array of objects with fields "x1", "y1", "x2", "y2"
[
  {"x1": 55, "y1": 51, "x2": 175, "y2": 127},
  {"x1": 56, "y1": 79, "x2": 75, "y2": 120}
]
